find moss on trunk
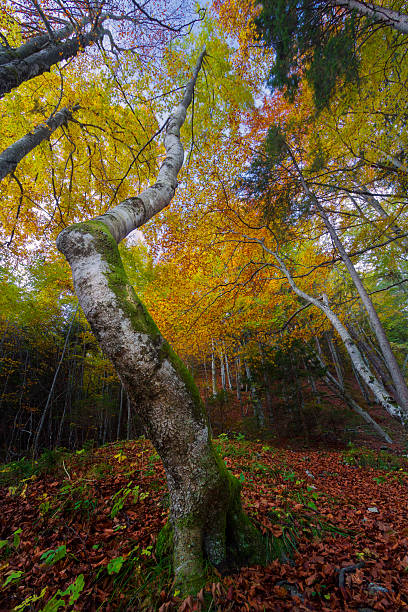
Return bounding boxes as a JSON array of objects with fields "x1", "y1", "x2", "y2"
[
  {"x1": 156, "y1": 442, "x2": 269, "y2": 594},
  {"x1": 59, "y1": 220, "x2": 270, "y2": 595}
]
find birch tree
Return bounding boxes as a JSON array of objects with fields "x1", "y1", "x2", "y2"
[
  {"x1": 267, "y1": 247, "x2": 408, "y2": 424},
  {"x1": 57, "y1": 50, "x2": 266, "y2": 590}
]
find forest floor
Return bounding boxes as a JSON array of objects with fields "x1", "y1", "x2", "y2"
[{"x1": 1, "y1": 435, "x2": 408, "y2": 611}]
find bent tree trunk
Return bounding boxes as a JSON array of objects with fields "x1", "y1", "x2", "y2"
[
  {"x1": 272, "y1": 252, "x2": 408, "y2": 425},
  {"x1": 315, "y1": 353, "x2": 393, "y2": 444},
  {"x1": 57, "y1": 50, "x2": 265, "y2": 590}
]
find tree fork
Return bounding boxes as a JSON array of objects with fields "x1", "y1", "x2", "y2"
[{"x1": 57, "y1": 50, "x2": 267, "y2": 590}]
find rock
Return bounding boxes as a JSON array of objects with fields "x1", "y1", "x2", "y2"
[
  {"x1": 305, "y1": 470, "x2": 315, "y2": 479},
  {"x1": 276, "y1": 580, "x2": 304, "y2": 600},
  {"x1": 367, "y1": 582, "x2": 389, "y2": 594},
  {"x1": 367, "y1": 507, "x2": 379, "y2": 513}
]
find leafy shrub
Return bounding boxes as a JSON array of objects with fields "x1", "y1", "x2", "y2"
[
  {"x1": 342, "y1": 444, "x2": 406, "y2": 471},
  {"x1": 0, "y1": 449, "x2": 67, "y2": 487}
]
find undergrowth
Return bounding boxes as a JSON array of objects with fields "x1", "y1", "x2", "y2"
[{"x1": 2, "y1": 436, "x2": 406, "y2": 610}]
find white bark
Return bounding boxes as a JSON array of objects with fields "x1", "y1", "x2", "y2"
[
  {"x1": 332, "y1": 0, "x2": 408, "y2": 34},
  {"x1": 57, "y1": 51, "x2": 266, "y2": 585},
  {"x1": 211, "y1": 340, "x2": 217, "y2": 396},
  {"x1": 236, "y1": 356, "x2": 242, "y2": 402},
  {"x1": 220, "y1": 349, "x2": 226, "y2": 391},
  {"x1": 224, "y1": 351, "x2": 233, "y2": 390},
  {"x1": 272, "y1": 251, "x2": 407, "y2": 424},
  {"x1": 93, "y1": 51, "x2": 206, "y2": 243},
  {"x1": 288, "y1": 149, "x2": 408, "y2": 414},
  {"x1": 323, "y1": 307, "x2": 344, "y2": 391}
]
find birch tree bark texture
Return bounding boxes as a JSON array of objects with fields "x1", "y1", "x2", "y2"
[
  {"x1": 57, "y1": 50, "x2": 266, "y2": 590},
  {"x1": 272, "y1": 251, "x2": 408, "y2": 425}
]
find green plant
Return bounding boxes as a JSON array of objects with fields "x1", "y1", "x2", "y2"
[
  {"x1": 39, "y1": 574, "x2": 84, "y2": 611},
  {"x1": 40, "y1": 545, "x2": 67, "y2": 566},
  {"x1": 86, "y1": 462, "x2": 113, "y2": 479},
  {"x1": 266, "y1": 493, "x2": 351, "y2": 565},
  {"x1": 0, "y1": 449, "x2": 68, "y2": 488},
  {"x1": 0, "y1": 458, "x2": 34, "y2": 486},
  {"x1": 342, "y1": 444, "x2": 406, "y2": 471},
  {"x1": 56, "y1": 480, "x2": 98, "y2": 520},
  {"x1": 2, "y1": 570, "x2": 24, "y2": 589},
  {"x1": 110, "y1": 481, "x2": 148, "y2": 519},
  {"x1": 12, "y1": 587, "x2": 47, "y2": 611},
  {"x1": 107, "y1": 556, "x2": 125, "y2": 575},
  {"x1": 0, "y1": 527, "x2": 23, "y2": 558}
]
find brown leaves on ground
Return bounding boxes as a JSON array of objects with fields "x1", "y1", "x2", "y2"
[{"x1": 1, "y1": 439, "x2": 408, "y2": 610}]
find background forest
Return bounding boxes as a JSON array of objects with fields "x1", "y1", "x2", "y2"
[{"x1": 1, "y1": 0, "x2": 408, "y2": 609}]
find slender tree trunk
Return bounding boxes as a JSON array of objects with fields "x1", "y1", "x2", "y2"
[
  {"x1": 288, "y1": 148, "x2": 408, "y2": 414},
  {"x1": 32, "y1": 305, "x2": 78, "y2": 456},
  {"x1": 351, "y1": 362, "x2": 372, "y2": 404},
  {"x1": 57, "y1": 51, "x2": 265, "y2": 589},
  {"x1": 211, "y1": 342, "x2": 217, "y2": 397},
  {"x1": 224, "y1": 351, "x2": 233, "y2": 390},
  {"x1": 348, "y1": 325, "x2": 398, "y2": 399},
  {"x1": 117, "y1": 384, "x2": 124, "y2": 440},
  {"x1": 220, "y1": 349, "x2": 226, "y2": 391},
  {"x1": 324, "y1": 326, "x2": 344, "y2": 390},
  {"x1": 56, "y1": 351, "x2": 74, "y2": 447},
  {"x1": 0, "y1": 105, "x2": 79, "y2": 181},
  {"x1": 235, "y1": 357, "x2": 242, "y2": 402},
  {"x1": 126, "y1": 393, "x2": 131, "y2": 441},
  {"x1": 7, "y1": 351, "x2": 29, "y2": 459},
  {"x1": 315, "y1": 353, "x2": 393, "y2": 444},
  {"x1": 258, "y1": 342, "x2": 274, "y2": 422},
  {"x1": 243, "y1": 358, "x2": 265, "y2": 428},
  {"x1": 290, "y1": 352, "x2": 309, "y2": 442},
  {"x1": 272, "y1": 251, "x2": 407, "y2": 424}
]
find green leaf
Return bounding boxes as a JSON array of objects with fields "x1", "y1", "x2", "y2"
[
  {"x1": 40, "y1": 574, "x2": 84, "y2": 612},
  {"x1": 40, "y1": 545, "x2": 67, "y2": 566},
  {"x1": 13, "y1": 587, "x2": 47, "y2": 611},
  {"x1": 13, "y1": 528, "x2": 22, "y2": 548},
  {"x1": 2, "y1": 571, "x2": 23, "y2": 588},
  {"x1": 107, "y1": 556, "x2": 125, "y2": 575}
]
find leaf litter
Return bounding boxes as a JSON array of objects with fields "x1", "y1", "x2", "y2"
[{"x1": 1, "y1": 438, "x2": 408, "y2": 610}]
